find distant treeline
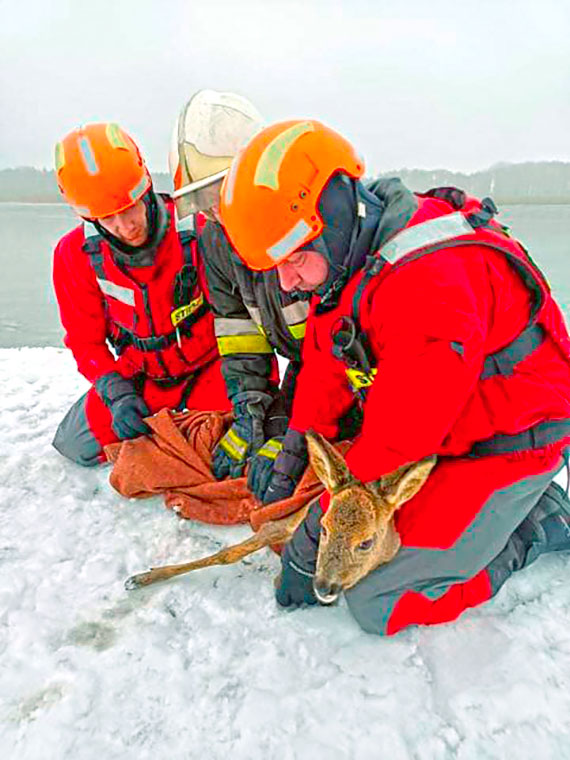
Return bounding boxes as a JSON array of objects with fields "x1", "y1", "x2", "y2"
[
  {"x1": 0, "y1": 168, "x2": 173, "y2": 203},
  {"x1": 1, "y1": 163, "x2": 570, "y2": 204}
]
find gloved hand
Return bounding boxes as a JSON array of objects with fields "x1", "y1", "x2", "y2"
[
  {"x1": 247, "y1": 436, "x2": 284, "y2": 498},
  {"x1": 275, "y1": 501, "x2": 323, "y2": 608},
  {"x1": 250, "y1": 428, "x2": 308, "y2": 504},
  {"x1": 95, "y1": 372, "x2": 151, "y2": 440},
  {"x1": 247, "y1": 393, "x2": 290, "y2": 499},
  {"x1": 275, "y1": 553, "x2": 318, "y2": 608},
  {"x1": 211, "y1": 392, "x2": 273, "y2": 480}
]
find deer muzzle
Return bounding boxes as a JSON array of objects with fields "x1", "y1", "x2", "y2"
[{"x1": 313, "y1": 578, "x2": 341, "y2": 605}]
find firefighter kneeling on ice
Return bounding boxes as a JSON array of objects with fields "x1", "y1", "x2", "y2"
[
  {"x1": 169, "y1": 90, "x2": 321, "y2": 491},
  {"x1": 219, "y1": 119, "x2": 570, "y2": 635},
  {"x1": 52, "y1": 122, "x2": 231, "y2": 467}
]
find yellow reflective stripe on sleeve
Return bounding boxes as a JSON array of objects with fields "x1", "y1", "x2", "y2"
[
  {"x1": 288, "y1": 322, "x2": 306, "y2": 340},
  {"x1": 256, "y1": 438, "x2": 283, "y2": 460},
  {"x1": 216, "y1": 334, "x2": 273, "y2": 355},
  {"x1": 219, "y1": 427, "x2": 248, "y2": 460}
]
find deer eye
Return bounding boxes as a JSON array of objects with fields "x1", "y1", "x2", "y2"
[
  {"x1": 357, "y1": 538, "x2": 375, "y2": 551},
  {"x1": 320, "y1": 525, "x2": 328, "y2": 540}
]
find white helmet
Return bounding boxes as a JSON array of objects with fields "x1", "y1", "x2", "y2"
[{"x1": 169, "y1": 89, "x2": 264, "y2": 218}]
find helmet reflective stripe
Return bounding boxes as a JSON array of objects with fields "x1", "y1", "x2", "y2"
[
  {"x1": 254, "y1": 121, "x2": 314, "y2": 190},
  {"x1": 79, "y1": 136, "x2": 99, "y2": 175},
  {"x1": 105, "y1": 123, "x2": 129, "y2": 150},
  {"x1": 55, "y1": 142, "x2": 65, "y2": 172},
  {"x1": 267, "y1": 219, "x2": 312, "y2": 262},
  {"x1": 129, "y1": 174, "x2": 150, "y2": 202},
  {"x1": 380, "y1": 212, "x2": 475, "y2": 264}
]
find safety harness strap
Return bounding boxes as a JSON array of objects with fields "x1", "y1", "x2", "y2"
[
  {"x1": 337, "y1": 194, "x2": 548, "y2": 400},
  {"x1": 481, "y1": 324, "x2": 545, "y2": 379},
  {"x1": 469, "y1": 419, "x2": 570, "y2": 458},
  {"x1": 82, "y1": 214, "x2": 209, "y2": 353}
]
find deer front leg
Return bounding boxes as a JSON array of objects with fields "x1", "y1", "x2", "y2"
[{"x1": 125, "y1": 505, "x2": 311, "y2": 590}]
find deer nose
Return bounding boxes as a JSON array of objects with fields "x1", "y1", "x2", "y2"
[{"x1": 313, "y1": 578, "x2": 341, "y2": 605}]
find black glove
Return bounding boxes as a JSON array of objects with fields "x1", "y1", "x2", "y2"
[
  {"x1": 275, "y1": 501, "x2": 323, "y2": 608},
  {"x1": 95, "y1": 372, "x2": 151, "y2": 440},
  {"x1": 211, "y1": 392, "x2": 273, "y2": 480},
  {"x1": 247, "y1": 393, "x2": 290, "y2": 498},
  {"x1": 247, "y1": 436, "x2": 285, "y2": 498},
  {"x1": 251, "y1": 428, "x2": 308, "y2": 504}
]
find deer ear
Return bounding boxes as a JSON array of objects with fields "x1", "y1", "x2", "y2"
[
  {"x1": 383, "y1": 456, "x2": 437, "y2": 512},
  {"x1": 306, "y1": 430, "x2": 353, "y2": 493}
]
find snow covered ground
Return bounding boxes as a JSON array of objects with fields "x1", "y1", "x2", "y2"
[{"x1": 2, "y1": 347, "x2": 570, "y2": 760}]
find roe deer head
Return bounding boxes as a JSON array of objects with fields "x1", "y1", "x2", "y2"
[
  {"x1": 125, "y1": 430, "x2": 436, "y2": 595},
  {"x1": 306, "y1": 431, "x2": 436, "y2": 604}
]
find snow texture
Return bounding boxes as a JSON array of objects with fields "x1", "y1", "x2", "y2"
[{"x1": 1, "y1": 348, "x2": 570, "y2": 760}]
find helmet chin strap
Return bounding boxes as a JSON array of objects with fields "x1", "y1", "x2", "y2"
[
  {"x1": 315, "y1": 179, "x2": 363, "y2": 298},
  {"x1": 316, "y1": 180, "x2": 384, "y2": 311}
]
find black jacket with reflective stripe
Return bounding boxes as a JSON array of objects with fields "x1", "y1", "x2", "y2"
[{"x1": 199, "y1": 220, "x2": 308, "y2": 405}]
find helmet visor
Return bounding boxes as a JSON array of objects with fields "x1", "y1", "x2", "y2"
[{"x1": 173, "y1": 170, "x2": 226, "y2": 219}]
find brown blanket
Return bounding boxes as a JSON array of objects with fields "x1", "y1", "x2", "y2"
[{"x1": 105, "y1": 409, "x2": 348, "y2": 529}]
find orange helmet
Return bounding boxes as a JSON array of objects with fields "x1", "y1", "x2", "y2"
[
  {"x1": 55, "y1": 123, "x2": 151, "y2": 218},
  {"x1": 219, "y1": 119, "x2": 364, "y2": 270}
]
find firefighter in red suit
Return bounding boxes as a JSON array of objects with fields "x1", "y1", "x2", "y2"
[
  {"x1": 219, "y1": 119, "x2": 570, "y2": 634},
  {"x1": 52, "y1": 122, "x2": 230, "y2": 466}
]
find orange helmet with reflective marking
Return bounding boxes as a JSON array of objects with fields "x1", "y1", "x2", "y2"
[
  {"x1": 219, "y1": 119, "x2": 364, "y2": 270},
  {"x1": 55, "y1": 123, "x2": 151, "y2": 219}
]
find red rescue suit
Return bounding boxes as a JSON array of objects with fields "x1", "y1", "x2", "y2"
[
  {"x1": 53, "y1": 201, "x2": 220, "y2": 383},
  {"x1": 290, "y1": 193, "x2": 570, "y2": 633},
  {"x1": 52, "y1": 200, "x2": 230, "y2": 464}
]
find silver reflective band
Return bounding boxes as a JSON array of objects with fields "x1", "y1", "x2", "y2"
[
  {"x1": 379, "y1": 212, "x2": 475, "y2": 264},
  {"x1": 172, "y1": 169, "x2": 228, "y2": 199},
  {"x1": 245, "y1": 305, "x2": 262, "y2": 325},
  {"x1": 267, "y1": 219, "x2": 312, "y2": 262},
  {"x1": 96, "y1": 278, "x2": 136, "y2": 307},
  {"x1": 175, "y1": 213, "x2": 195, "y2": 233},
  {"x1": 83, "y1": 221, "x2": 99, "y2": 239},
  {"x1": 214, "y1": 317, "x2": 259, "y2": 336},
  {"x1": 282, "y1": 301, "x2": 309, "y2": 325}
]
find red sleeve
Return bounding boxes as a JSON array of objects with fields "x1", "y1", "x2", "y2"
[
  {"x1": 52, "y1": 229, "x2": 118, "y2": 383},
  {"x1": 289, "y1": 305, "x2": 356, "y2": 439},
  {"x1": 344, "y1": 250, "x2": 488, "y2": 481}
]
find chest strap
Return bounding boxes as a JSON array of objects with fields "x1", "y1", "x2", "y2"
[
  {"x1": 481, "y1": 324, "x2": 545, "y2": 379},
  {"x1": 469, "y1": 419, "x2": 570, "y2": 457},
  {"x1": 82, "y1": 214, "x2": 209, "y2": 353}
]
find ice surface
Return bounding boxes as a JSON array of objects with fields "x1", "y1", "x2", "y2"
[{"x1": 1, "y1": 348, "x2": 570, "y2": 759}]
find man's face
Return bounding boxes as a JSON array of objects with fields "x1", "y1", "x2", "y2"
[
  {"x1": 277, "y1": 250, "x2": 329, "y2": 293},
  {"x1": 97, "y1": 200, "x2": 148, "y2": 246}
]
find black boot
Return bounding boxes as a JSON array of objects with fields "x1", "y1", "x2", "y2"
[{"x1": 487, "y1": 480, "x2": 570, "y2": 594}]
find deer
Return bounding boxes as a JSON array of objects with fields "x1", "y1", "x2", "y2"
[{"x1": 124, "y1": 431, "x2": 436, "y2": 603}]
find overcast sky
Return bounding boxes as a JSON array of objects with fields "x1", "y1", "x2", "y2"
[{"x1": 2, "y1": 0, "x2": 569, "y2": 174}]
